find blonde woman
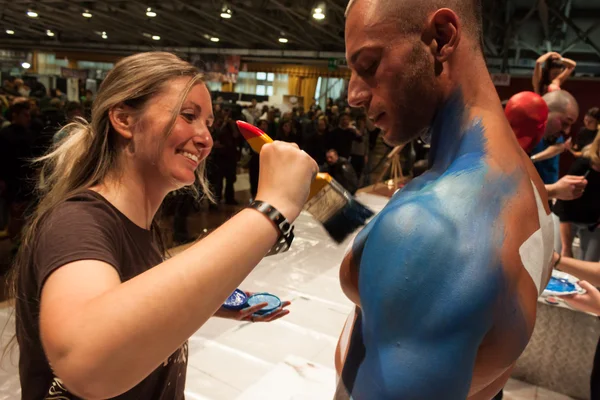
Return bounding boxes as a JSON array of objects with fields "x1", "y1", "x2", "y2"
[
  {"x1": 8, "y1": 52, "x2": 317, "y2": 399},
  {"x1": 554, "y1": 132, "x2": 600, "y2": 261}
]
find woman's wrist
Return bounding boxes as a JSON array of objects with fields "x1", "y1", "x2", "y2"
[{"x1": 553, "y1": 252, "x2": 562, "y2": 270}]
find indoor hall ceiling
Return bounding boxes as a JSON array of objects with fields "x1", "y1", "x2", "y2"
[
  {"x1": 0, "y1": 0, "x2": 599, "y2": 74},
  {"x1": 0, "y1": 0, "x2": 348, "y2": 52}
]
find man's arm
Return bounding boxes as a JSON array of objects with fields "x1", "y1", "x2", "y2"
[
  {"x1": 350, "y1": 203, "x2": 496, "y2": 399},
  {"x1": 531, "y1": 143, "x2": 567, "y2": 163},
  {"x1": 545, "y1": 175, "x2": 587, "y2": 200}
]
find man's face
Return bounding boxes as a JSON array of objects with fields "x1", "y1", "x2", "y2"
[
  {"x1": 345, "y1": 1, "x2": 439, "y2": 146},
  {"x1": 332, "y1": 105, "x2": 339, "y2": 115},
  {"x1": 317, "y1": 119, "x2": 327, "y2": 131},
  {"x1": 545, "y1": 106, "x2": 578, "y2": 138},
  {"x1": 326, "y1": 151, "x2": 338, "y2": 165},
  {"x1": 584, "y1": 114, "x2": 598, "y2": 131},
  {"x1": 251, "y1": 99, "x2": 257, "y2": 107},
  {"x1": 340, "y1": 115, "x2": 351, "y2": 128}
]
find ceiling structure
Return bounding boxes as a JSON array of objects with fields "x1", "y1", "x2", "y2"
[{"x1": 0, "y1": 0, "x2": 599, "y2": 75}]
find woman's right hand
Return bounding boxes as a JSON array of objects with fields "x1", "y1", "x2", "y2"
[{"x1": 256, "y1": 141, "x2": 318, "y2": 222}]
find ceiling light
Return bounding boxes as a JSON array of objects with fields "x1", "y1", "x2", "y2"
[
  {"x1": 278, "y1": 37, "x2": 288, "y2": 43},
  {"x1": 151, "y1": 35, "x2": 160, "y2": 40},
  {"x1": 6, "y1": 29, "x2": 14, "y2": 35},
  {"x1": 210, "y1": 37, "x2": 220, "y2": 42},
  {"x1": 27, "y1": 10, "x2": 38, "y2": 18},
  {"x1": 312, "y1": 4, "x2": 325, "y2": 20},
  {"x1": 82, "y1": 10, "x2": 92, "y2": 18},
  {"x1": 101, "y1": 31, "x2": 108, "y2": 39},
  {"x1": 21, "y1": 62, "x2": 31, "y2": 69},
  {"x1": 220, "y1": 6, "x2": 232, "y2": 19},
  {"x1": 46, "y1": 30, "x2": 55, "y2": 37},
  {"x1": 146, "y1": 7, "x2": 157, "y2": 17}
]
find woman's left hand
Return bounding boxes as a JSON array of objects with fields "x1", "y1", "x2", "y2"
[
  {"x1": 214, "y1": 292, "x2": 291, "y2": 323},
  {"x1": 563, "y1": 281, "x2": 600, "y2": 315}
]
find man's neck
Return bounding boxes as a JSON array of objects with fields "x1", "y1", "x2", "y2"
[
  {"x1": 426, "y1": 54, "x2": 503, "y2": 170},
  {"x1": 92, "y1": 163, "x2": 167, "y2": 230}
]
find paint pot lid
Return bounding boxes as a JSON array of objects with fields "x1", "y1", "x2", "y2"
[
  {"x1": 247, "y1": 293, "x2": 281, "y2": 314},
  {"x1": 223, "y1": 289, "x2": 248, "y2": 310}
]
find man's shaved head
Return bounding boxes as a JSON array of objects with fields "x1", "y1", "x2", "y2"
[
  {"x1": 346, "y1": 0, "x2": 483, "y2": 45},
  {"x1": 542, "y1": 90, "x2": 578, "y2": 115},
  {"x1": 542, "y1": 90, "x2": 579, "y2": 137},
  {"x1": 344, "y1": 0, "x2": 487, "y2": 145}
]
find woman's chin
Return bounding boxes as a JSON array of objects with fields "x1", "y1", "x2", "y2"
[{"x1": 170, "y1": 171, "x2": 196, "y2": 188}]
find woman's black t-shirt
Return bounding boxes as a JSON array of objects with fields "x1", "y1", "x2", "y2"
[{"x1": 16, "y1": 190, "x2": 187, "y2": 400}]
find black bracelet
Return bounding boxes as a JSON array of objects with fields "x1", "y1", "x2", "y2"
[
  {"x1": 554, "y1": 252, "x2": 562, "y2": 270},
  {"x1": 248, "y1": 200, "x2": 295, "y2": 256}
]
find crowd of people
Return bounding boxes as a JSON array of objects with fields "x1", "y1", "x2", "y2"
[{"x1": 0, "y1": 78, "x2": 92, "y2": 247}]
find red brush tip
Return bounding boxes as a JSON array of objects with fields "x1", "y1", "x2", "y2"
[{"x1": 236, "y1": 120, "x2": 266, "y2": 141}]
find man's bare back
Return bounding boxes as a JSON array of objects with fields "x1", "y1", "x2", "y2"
[{"x1": 334, "y1": 95, "x2": 554, "y2": 399}]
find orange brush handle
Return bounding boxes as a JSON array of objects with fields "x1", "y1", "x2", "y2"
[{"x1": 236, "y1": 120, "x2": 330, "y2": 201}]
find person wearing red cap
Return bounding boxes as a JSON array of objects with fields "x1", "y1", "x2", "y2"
[{"x1": 505, "y1": 91, "x2": 586, "y2": 201}]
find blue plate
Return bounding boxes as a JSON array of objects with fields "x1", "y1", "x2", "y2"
[
  {"x1": 223, "y1": 289, "x2": 248, "y2": 311},
  {"x1": 246, "y1": 293, "x2": 282, "y2": 316}
]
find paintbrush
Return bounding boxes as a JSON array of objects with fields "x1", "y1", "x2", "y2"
[{"x1": 236, "y1": 120, "x2": 374, "y2": 243}]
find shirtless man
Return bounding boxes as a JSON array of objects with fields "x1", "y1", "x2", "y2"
[{"x1": 335, "y1": 0, "x2": 555, "y2": 399}]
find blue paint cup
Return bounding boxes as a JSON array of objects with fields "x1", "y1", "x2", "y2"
[
  {"x1": 246, "y1": 293, "x2": 282, "y2": 316},
  {"x1": 222, "y1": 289, "x2": 248, "y2": 311}
]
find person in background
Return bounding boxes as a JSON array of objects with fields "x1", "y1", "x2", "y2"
[
  {"x1": 532, "y1": 51, "x2": 577, "y2": 96},
  {"x1": 330, "y1": 113, "x2": 359, "y2": 159},
  {"x1": 249, "y1": 119, "x2": 269, "y2": 200},
  {"x1": 504, "y1": 91, "x2": 588, "y2": 202},
  {"x1": 320, "y1": 149, "x2": 358, "y2": 195},
  {"x1": 571, "y1": 107, "x2": 600, "y2": 158},
  {"x1": 328, "y1": 104, "x2": 341, "y2": 128},
  {"x1": 65, "y1": 101, "x2": 85, "y2": 122},
  {"x1": 349, "y1": 114, "x2": 369, "y2": 180},
  {"x1": 248, "y1": 98, "x2": 262, "y2": 123},
  {"x1": 209, "y1": 112, "x2": 241, "y2": 206},
  {"x1": 1, "y1": 77, "x2": 20, "y2": 97},
  {"x1": 554, "y1": 133, "x2": 600, "y2": 261},
  {"x1": 530, "y1": 90, "x2": 579, "y2": 185},
  {"x1": 276, "y1": 119, "x2": 300, "y2": 146},
  {"x1": 265, "y1": 108, "x2": 278, "y2": 139},
  {"x1": 0, "y1": 102, "x2": 35, "y2": 240},
  {"x1": 551, "y1": 252, "x2": 600, "y2": 398},
  {"x1": 304, "y1": 115, "x2": 331, "y2": 165},
  {"x1": 53, "y1": 102, "x2": 86, "y2": 144},
  {"x1": 301, "y1": 110, "x2": 316, "y2": 140}
]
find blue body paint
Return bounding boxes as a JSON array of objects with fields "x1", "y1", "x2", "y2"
[
  {"x1": 341, "y1": 92, "x2": 527, "y2": 399},
  {"x1": 546, "y1": 277, "x2": 576, "y2": 293}
]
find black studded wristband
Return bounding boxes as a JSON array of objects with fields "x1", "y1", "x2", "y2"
[{"x1": 248, "y1": 200, "x2": 295, "y2": 256}]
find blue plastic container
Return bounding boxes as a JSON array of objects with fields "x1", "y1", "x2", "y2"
[
  {"x1": 246, "y1": 293, "x2": 282, "y2": 316},
  {"x1": 223, "y1": 289, "x2": 248, "y2": 311}
]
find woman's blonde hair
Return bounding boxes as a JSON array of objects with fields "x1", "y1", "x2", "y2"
[
  {"x1": 3, "y1": 52, "x2": 212, "y2": 355},
  {"x1": 584, "y1": 132, "x2": 600, "y2": 167}
]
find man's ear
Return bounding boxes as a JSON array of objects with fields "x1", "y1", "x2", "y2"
[
  {"x1": 109, "y1": 104, "x2": 135, "y2": 140},
  {"x1": 425, "y1": 8, "x2": 461, "y2": 63}
]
